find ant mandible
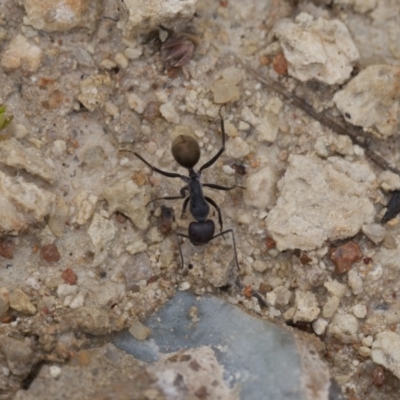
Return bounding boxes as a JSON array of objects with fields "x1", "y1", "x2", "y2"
[{"x1": 134, "y1": 110, "x2": 240, "y2": 270}]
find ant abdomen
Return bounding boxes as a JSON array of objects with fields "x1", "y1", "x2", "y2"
[
  {"x1": 172, "y1": 135, "x2": 200, "y2": 169},
  {"x1": 188, "y1": 220, "x2": 215, "y2": 246}
]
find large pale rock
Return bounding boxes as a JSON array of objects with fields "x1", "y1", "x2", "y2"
[
  {"x1": 267, "y1": 155, "x2": 375, "y2": 251},
  {"x1": 117, "y1": 0, "x2": 197, "y2": 38},
  {"x1": 0, "y1": 138, "x2": 58, "y2": 184},
  {"x1": 274, "y1": 12, "x2": 359, "y2": 85},
  {"x1": 0, "y1": 34, "x2": 42, "y2": 73},
  {"x1": 103, "y1": 176, "x2": 150, "y2": 230},
  {"x1": 23, "y1": 0, "x2": 102, "y2": 32},
  {"x1": 0, "y1": 170, "x2": 55, "y2": 234},
  {"x1": 244, "y1": 165, "x2": 277, "y2": 210},
  {"x1": 333, "y1": 65, "x2": 400, "y2": 138},
  {"x1": 371, "y1": 331, "x2": 400, "y2": 379},
  {"x1": 78, "y1": 74, "x2": 113, "y2": 112},
  {"x1": 87, "y1": 213, "x2": 116, "y2": 251}
]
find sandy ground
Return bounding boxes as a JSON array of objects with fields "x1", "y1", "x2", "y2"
[{"x1": 1, "y1": 0, "x2": 400, "y2": 399}]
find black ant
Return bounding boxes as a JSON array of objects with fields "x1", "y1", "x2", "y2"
[{"x1": 134, "y1": 111, "x2": 240, "y2": 270}]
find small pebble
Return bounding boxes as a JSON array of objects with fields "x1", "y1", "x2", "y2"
[
  {"x1": 329, "y1": 241, "x2": 362, "y2": 274},
  {"x1": 9, "y1": 288, "x2": 36, "y2": 315},
  {"x1": 160, "y1": 102, "x2": 180, "y2": 124},
  {"x1": 129, "y1": 320, "x2": 151, "y2": 340},
  {"x1": 352, "y1": 304, "x2": 367, "y2": 319},
  {"x1": 0, "y1": 238, "x2": 15, "y2": 259},
  {"x1": 62, "y1": 268, "x2": 78, "y2": 285},
  {"x1": 359, "y1": 346, "x2": 371, "y2": 357},
  {"x1": 40, "y1": 244, "x2": 61, "y2": 262},
  {"x1": 362, "y1": 224, "x2": 386, "y2": 245},
  {"x1": 212, "y1": 79, "x2": 240, "y2": 104},
  {"x1": 179, "y1": 281, "x2": 191, "y2": 291},
  {"x1": 312, "y1": 318, "x2": 328, "y2": 335},
  {"x1": 0, "y1": 287, "x2": 10, "y2": 317},
  {"x1": 114, "y1": 52, "x2": 129, "y2": 68},
  {"x1": 225, "y1": 136, "x2": 250, "y2": 159},
  {"x1": 49, "y1": 365, "x2": 62, "y2": 379},
  {"x1": 272, "y1": 53, "x2": 288, "y2": 75}
]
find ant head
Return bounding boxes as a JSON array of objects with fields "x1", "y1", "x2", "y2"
[
  {"x1": 172, "y1": 135, "x2": 200, "y2": 169},
  {"x1": 188, "y1": 220, "x2": 215, "y2": 246}
]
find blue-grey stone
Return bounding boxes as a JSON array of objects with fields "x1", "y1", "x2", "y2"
[{"x1": 113, "y1": 291, "x2": 341, "y2": 400}]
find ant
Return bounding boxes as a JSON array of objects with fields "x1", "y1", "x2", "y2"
[{"x1": 134, "y1": 111, "x2": 240, "y2": 270}]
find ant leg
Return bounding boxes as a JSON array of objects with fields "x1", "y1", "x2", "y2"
[
  {"x1": 176, "y1": 232, "x2": 191, "y2": 269},
  {"x1": 203, "y1": 183, "x2": 243, "y2": 191},
  {"x1": 181, "y1": 196, "x2": 190, "y2": 218},
  {"x1": 204, "y1": 196, "x2": 223, "y2": 231},
  {"x1": 148, "y1": 186, "x2": 189, "y2": 205},
  {"x1": 134, "y1": 152, "x2": 184, "y2": 179},
  {"x1": 199, "y1": 111, "x2": 226, "y2": 172},
  {"x1": 210, "y1": 229, "x2": 240, "y2": 270}
]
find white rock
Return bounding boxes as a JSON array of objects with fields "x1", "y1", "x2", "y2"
[
  {"x1": 244, "y1": 165, "x2": 277, "y2": 210},
  {"x1": 78, "y1": 74, "x2": 113, "y2": 112},
  {"x1": 127, "y1": 92, "x2": 146, "y2": 114},
  {"x1": 333, "y1": 65, "x2": 400, "y2": 138},
  {"x1": 371, "y1": 331, "x2": 400, "y2": 379},
  {"x1": 347, "y1": 269, "x2": 363, "y2": 295},
  {"x1": 312, "y1": 318, "x2": 328, "y2": 335},
  {"x1": 361, "y1": 224, "x2": 386, "y2": 245},
  {"x1": 359, "y1": 346, "x2": 371, "y2": 357},
  {"x1": 212, "y1": 79, "x2": 240, "y2": 104},
  {"x1": 23, "y1": 0, "x2": 101, "y2": 32},
  {"x1": 115, "y1": 52, "x2": 129, "y2": 68},
  {"x1": 329, "y1": 312, "x2": 359, "y2": 342},
  {"x1": 379, "y1": 170, "x2": 400, "y2": 191},
  {"x1": 104, "y1": 101, "x2": 119, "y2": 118},
  {"x1": 179, "y1": 281, "x2": 191, "y2": 291},
  {"x1": 160, "y1": 102, "x2": 180, "y2": 124},
  {"x1": 322, "y1": 296, "x2": 340, "y2": 318},
  {"x1": 57, "y1": 284, "x2": 78, "y2": 299},
  {"x1": 52, "y1": 140, "x2": 67, "y2": 157},
  {"x1": 126, "y1": 239, "x2": 148, "y2": 255},
  {"x1": 252, "y1": 260, "x2": 268, "y2": 273},
  {"x1": 293, "y1": 290, "x2": 320, "y2": 323},
  {"x1": 266, "y1": 291, "x2": 277, "y2": 306},
  {"x1": 9, "y1": 288, "x2": 36, "y2": 315},
  {"x1": 49, "y1": 365, "x2": 62, "y2": 379},
  {"x1": 324, "y1": 280, "x2": 347, "y2": 298},
  {"x1": 72, "y1": 191, "x2": 98, "y2": 225},
  {"x1": 352, "y1": 304, "x2": 367, "y2": 319},
  {"x1": 103, "y1": 176, "x2": 150, "y2": 230},
  {"x1": 222, "y1": 66, "x2": 242, "y2": 84},
  {"x1": 124, "y1": 47, "x2": 143, "y2": 60},
  {"x1": 362, "y1": 335, "x2": 373, "y2": 347},
  {"x1": 256, "y1": 114, "x2": 280, "y2": 143},
  {"x1": 0, "y1": 170, "x2": 55, "y2": 235},
  {"x1": 69, "y1": 292, "x2": 85, "y2": 309},
  {"x1": 88, "y1": 213, "x2": 116, "y2": 251},
  {"x1": 273, "y1": 12, "x2": 359, "y2": 85},
  {"x1": 118, "y1": 0, "x2": 197, "y2": 38},
  {"x1": 354, "y1": 0, "x2": 377, "y2": 13},
  {"x1": 273, "y1": 286, "x2": 292, "y2": 306},
  {"x1": 0, "y1": 34, "x2": 42, "y2": 72},
  {"x1": 48, "y1": 196, "x2": 70, "y2": 237},
  {"x1": 146, "y1": 226, "x2": 164, "y2": 244},
  {"x1": 314, "y1": 133, "x2": 354, "y2": 158},
  {"x1": 129, "y1": 320, "x2": 151, "y2": 340},
  {"x1": 225, "y1": 137, "x2": 250, "y2": 159},
  {"x1": 222, "y1": 165, "x2": 235, "y2": 175},
  {"x1": 0, "y1": 138, "x2": 58, "y2": 184},
  {"x1": 266, "y1": 155, "x2": 375, "y2": 251}
]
